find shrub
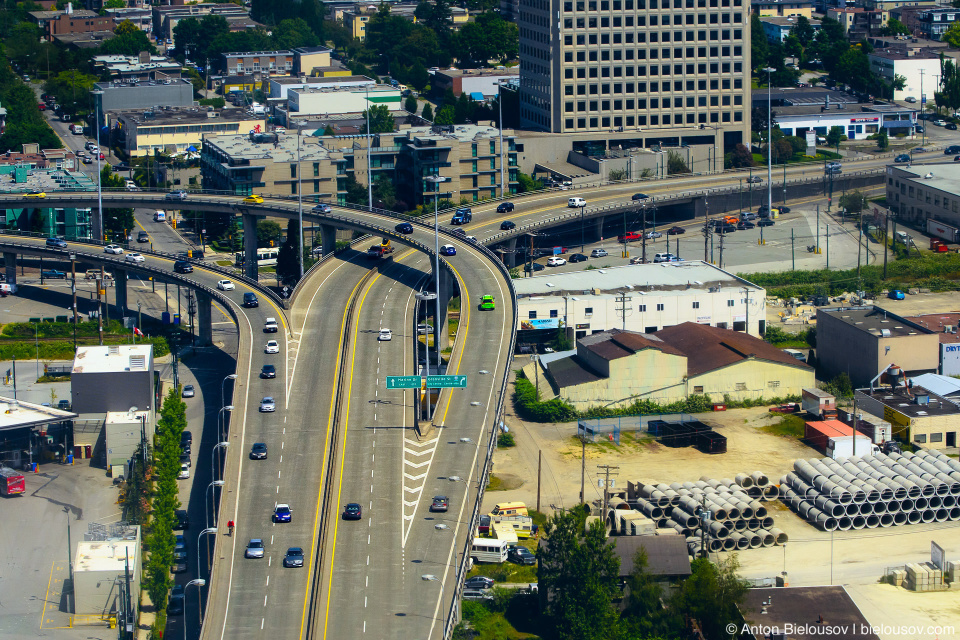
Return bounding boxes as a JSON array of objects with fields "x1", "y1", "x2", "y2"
[{"x1": 497, "y1": 432, "x2": 516, "y2": 447}]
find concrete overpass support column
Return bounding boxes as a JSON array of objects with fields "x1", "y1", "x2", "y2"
[
  {"x1": 693, "y1": 197, "x2": 707, "y2": 219},
  {"x1": 437, "y1": 267, "x2": 454, "y2": 353},
  {"x1": 321, "y1": 224, "x2": 337, "y2": 257},
  {"x1": 4, "y1": 252, "x2": 17, "y2": 286},
  {"x1": 114, "y1": 268, "x2": 128, "y2": 317},
  {"x1": 196, "y1": 291, "x2": 213, "y2": 346},
  {"x1": 593, "y1": 216, "x2": 605, "y2": 243},
  {"x1": 501, "y1": 237, "x2": 518, "y2": 267},
  {"x1": 243, "y1": 213, "x2": 259, "y2": 281}
]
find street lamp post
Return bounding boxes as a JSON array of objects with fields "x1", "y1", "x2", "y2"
[
  {"x1": 579, "y1": 204, "x2": 586, "y2": 253},
  {"x1": 183, "y1": 578, "x2": 205, "y2": 640},
  {"x1": 762, "y1": 67, "x2": 776, "y2": 246},
  {"x1": 218, "y1": 405, "x2": 234, "y2": 444},
  {"x1": 92, "y1": 89, "x2": 104, "y2": 241},
  {"x1": 297, "y1": 123, "x2": 305, "y2": 279},
  {"x1": 206, "y1": 479, "x2": 224, "y2": 531},
  {"x1": 196, "y1": 528, "x2": 217, "y2": 622},
  {"x1": 365, "y1": 84, "x2": 373, "y2": 209},
  {"x1": 421, "y1": 574, "x2": 446, "y2": 637},
  {"x1": 424, "y1": 175, "x2": 449, "y2": 421},
  {"x1": 497, "y1": 80, "x2": 507, "y2": 198},
  {"x1": 220, "y1": 374, "x2": 237, "y2": 415},
  {"x1": 212, "y1": 441, "x2": 229, "y2": 483}
]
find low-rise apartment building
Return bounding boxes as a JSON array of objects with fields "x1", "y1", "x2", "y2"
[
  {"x1": 751, "y1": 0, "x2": 816, "y2": 18},
  {"x1": 867, "y1": 48, "x2": 941, "y2": 101},
  {"x1": 885, "y1": 162, "x2": 960, "y2": 226},
  {"x1": 112, "y1": 107, "x2": 265, "y2": 157},
  {"x1": 29, "y1": 8, "x2": 114, "y2": 41},
  {"x1": 915, "y1": 8, "x2": 960, "y2": 40}
]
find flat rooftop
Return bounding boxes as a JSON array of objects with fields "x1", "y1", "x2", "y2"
[
  {"x1": 857, "y1": 385, "x2": 960, "y2": 417},
  {"x1": 0, "y1": 168, "x2": 95, "y2": 195},
  {"x1": 752, "y1": 86, "x2": 857, "y2": 106},
  {"x1": 203, "y1": 133, "x2": 334, "y2": 162},
  {"x1": 891, "y1": 162, "x2": 960, "y2": 197},
  {"x1": 819, "y1": 306, "x2": 931, "y2": 337},
  {"x1": 0, "y1": 397, "x2": 76, "y2": 431},
  {"x1": 272, "y1": 73, "x2": 365, "y2": 86},
  {"x1": 741, "y1": 586, "x2": 880, "y2": 640},
  {"x1": 403, "y1": 124, "x2": 513, "y2": 143},
  {"x1": 76, "y1": 535, "x2": 140, "y2": 574},
  {"x1": 72, "y1": 345, "x2": 153, "y2": 374},
  {"x1": 513, "y1": 261, "x2": 763, "y2": 298},
  {"x1": 115, "y1": 108, "x2": 258, "y2": 125},
  {"x1": 293, "y1": 82, "x2": 395, "y2": 95},
  {"x1": 96, "y1": 78, "x2": 193, "y2": 90},
  {"x1": 901, "y1": 313, "x2": 960, "y2": 343},
  {"x1": 435, "y1": 67, "x2": 520, "y2": 79}
]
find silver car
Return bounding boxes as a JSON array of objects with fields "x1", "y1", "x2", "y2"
[
  {"x1": 245, "y1": 539, "x2": 265, "y2": 559},
  {"x1": 259, "y1": 397, "x2": 276, "y2": 412}
]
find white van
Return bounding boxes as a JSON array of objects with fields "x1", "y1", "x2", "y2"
[
  {"x1": 895, "y1": 231, "x2": 913, "y2": 245},
  {"x1": 125, "y1": 180, "x2": 138, "y2": 192},
  {"x1": 469, "y1": 538, "x2": 509, "y2": 564},
  {"x1": 154, "y1": 210, "x2": 166, "y2": 222},
  {"x1": 568, "y1": 197, "x2": 586, "y2": 208}
]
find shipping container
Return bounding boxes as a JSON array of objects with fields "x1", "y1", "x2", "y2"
[
  {"x1": 695, "y1": 430, "x2": 728, "y2": 454},
  {"x1": 926, "y1": 219, "x2": 960, "y2": 244},
  {"x1": 826, "y1": 435, "x2": 880, "y2": 459}
]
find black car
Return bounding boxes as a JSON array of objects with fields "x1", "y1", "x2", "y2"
[
  {"x1": 167, "y1": 586, "x2": 185, "y2": 615},
  {"x1": 243, "y1": 292, "x2": 259, "y2": 308},
  {"x1": 45, "y1": 237, "x2": 68, "y2": 249},
  {"x1": 737, "y1": 221, "x2": 755, "y2": 230},
  {"x1": 342, "y1": 503, "x2": 362, "y2": 520},
  {"x1": 508, "y1": 546, "x2": 537, "y2": 565},
  {"x1": 283, "y1": 547, "x2": 305, "y2": 568},
  {"x1": 181, "y1": 430, "x2": 193, "y2": 445},
  {"x1": 779, "y1": 206, "x2": 791, "y2": 214},
  {"x1": 631, "y1": 193, "x2": 649, "y2": 200},
  {"x1": 451, "y1": 227, "x2": 467, "y2": 237},
  {"x1": 524, "y1": 262, "x2": 545, "y2": 272},
  {"x1": 500, "y1": 220, "x2": 516, "y2": 230},
  {"x1": 174, "y1": 509, "x2": 190, "y2": 530},
  {"x1": 948, "y1": 123, "x2": 959, "y2": 131},
  {"x1": 667, "y1": 226, "x2": 685, "y2": 235},
  {"x1": 946, "y1": 145, "x2": 960, "y2": 155},
  {"x1": 497, "y1": 202, "x2": 515, "y2": 213},
  {"x1": 173, "y1": 260, "x2": 193, "y2": 274},
  {"x1": 568, "y1": 253, "x2": 588, "y2": 263},
  {"x1": 250, "y1": 442, "x2": 268, "y2": 460},
  {"x1": 395, "y1": 222, "x2": 414, "y2": 234},
  {"x1": 894, "y1": 154, "x2": 911, "y2": 163},
  {"x1": 137, "y1": 231, "x2": 149, "y2": 243},
  {"x1": 718, "y1": 223, "x2": 736, "y2": 233},
  {"x1": 758, "y1": 218, "x2": 775, "y2": 227},
  {"x1": 261, "y1": 364, "x2": 276, "y2": 378}
]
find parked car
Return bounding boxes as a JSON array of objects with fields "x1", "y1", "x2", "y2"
[
  {"x1": 509, "y1": 546, "x2": 536, "y2": 565},
  {"x1": 737, "y1": 220, "x2": 755, "y2": 230},
  {"x1": 465, "y1": 576, "x2": 495, "y2": 590},
  {"x1": 547, "y1": 256, "x2": 566, "y2": 266},
  {"x1": 645, "y1": 231, "x2": 663, "y2": 239},
  {"x1": 167, "y1": 585, "x2": 185, "y2": 615},
  {"x1": 524, "y1": 262, "x2": 545, "y2": 272},
  {"x1": 945, "y1": 146, "x2": 960, "y2": 155},
  {"x1": 758, "y1": 218, "x2": 775, "y2": 227},
  {"x1": 182, "y1": 384, "x2": 195, "y2": 398},
  {"x1": 590, "y1": 248, "x2": 608, "y2": 258},
  {"x1": 569, "y1": 253, "x2": 587, "y2": 262},
  {"x1": 888, "y1": 289, "x2": 905, "y2": 300}
]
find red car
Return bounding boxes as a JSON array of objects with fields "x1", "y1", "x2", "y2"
[
  {"x1": 37, "y1": 103, "x2": 46, "y2": 111},
  {"x1": 617, "y1": 231, "x2": 643, "y2": 242}
]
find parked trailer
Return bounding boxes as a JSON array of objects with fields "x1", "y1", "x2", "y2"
[
  {"x1": 802, "y1": 388, "x2": 837, "y2": 419},
  {"x1": 827, "y1": 435, "x2": 880, "y2": 459},
  {"x1": 927, "y1": 219, "x2": 960, "y2": 244},
  {"x1": 804, "y1": 419, "x2": 879, "y2": 458},
  {"x1": 0, "y1": 467, "x2": 25, "y2": 496}
]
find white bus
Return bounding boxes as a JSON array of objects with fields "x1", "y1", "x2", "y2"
[
  {"x1": 469, "y1": 538, "x2": 509, "y2": 564},
  {"x1": 234, "y1": 247, "x2": 279, "y2": 268}
]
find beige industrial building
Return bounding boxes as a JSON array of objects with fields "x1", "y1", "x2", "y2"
[
  {"x1": 74, "y1": 525, "x2": 141, "y2": 617},
  {"x1": 855, "y1": 384, "x2": 960, "y2": 449},
  {"x1": 816, "y1": 306, "x2": 940, "y2": 388},
  {"x1": 113, "y1": 107, "x2": 265, "y2": 157},
  {"x1": 200, "y1": 124, "x2": 518, "y2": 206},
  {"x1": 885, "y1": 162, "x2": 960, "y2": 227},
  {"x1": 529, "y1": 324, "x2": 813, "y2": 410},
  {"x1": 341, "y1": 3, "x2": 469, "y2": 41},
  {"x1": 517, "y1": 0, "x2": 752, "y2": 155}
]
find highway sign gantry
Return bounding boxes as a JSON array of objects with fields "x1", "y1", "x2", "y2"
[{"x1": 386, "y1": 375, "x2": 422, "y2": 389}]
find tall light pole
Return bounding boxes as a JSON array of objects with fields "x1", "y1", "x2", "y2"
[
  {"x1": 497, "y1": 81, "x2": 507, "y2": 198},
  {"x1": 196, "y1": 528, "x2": 217, "y2": 624},
  {"x1": 183, "y1": 578, "x2": 205, "y2": 640},
  {"x1": 217, "y1": 405, "x2": 233, "y2": 445},
  {"x1": 92, "y1": 89, "x2": 104, "y2": 241},
  {"x1": 297, "y1": 123, "x2": 305, "y2": 279},
  {"x1": 365, "y1": 83, "x2": 373, "y2": 209},
  {"x1": 206, "y1": 479, "x2": 224, "y2": 531},
  {"x1": 421, "y1": 574, "x2": 445, "y2": 637},
  {"x1": 220, "y1": 374, "x2": 236, "y2": 414},
  {"x1": 424, "y1": 174, "x2": 449, "y2": 420},
  {"x1": 762, "y1": 67, "x2": 776, "y2": 246},
  {"x1": 212, "y1": 441, "x2": 229, "y2": 483}
]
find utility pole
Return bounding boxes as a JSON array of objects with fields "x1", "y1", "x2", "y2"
[
  {"x1": 614, "y1": 290, "x2": 633, "y2": 331},
  {"x1": 826, "y1": 226, "x2": 830, "y2": 270},
  {"x1": 97, "y1": 267, "x2": 104, "y2": 345},
  {"x1": 857, "y1": 217, "x2": 864, "y2": 285},
  {"x1": 536, "y1": 450, "x2": 542, "y2": 513},
  {"x1": 597, "y1": 464, "x2": 619, "y2": 517},
  {"x1": 816, "y1": 204, "x2": 820, "y2": 253},
  {"x1": 702, "y1": 200, "x2": 710, "y2": 262},
  {"x1": 718, "y1": 231, "x2": 725, "y2": 270},
  {"x1": 641, "y1": 206, "x2": 647, "y2": 264},
  {"x1": 791, "y1": 228, "x2": 795, "y2": 271},
  {"x1": 580, "y1": 433, "x2": 586, "y2": 506},
  {"x1": 742, "y1": 287, "x2": 751, "y2": 335},
  {"x1": 698, "y1": 495, "x2": 709, "y2": 559},
  {"x1": 883, "y1": 213, "x2": 889, "y2": 279}
]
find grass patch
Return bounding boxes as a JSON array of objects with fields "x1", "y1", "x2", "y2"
[
  {"x1": 761, "y1": 413, "x2": 806, "y2": 439},
  {"x1": 458, "y1": 597, "x2": 543, "y2": 640},
  {"x1": 215, "y1": 260, "x2": 233, "y2": 267},
  {"x1": 36, "y1": 374, "x2": 71, "y2": 383},
  {"x1": 487, "y1": 473, "x2": 523, "y2": 491},
  {"x1": 448, "y1": 316, "x2": 459, "y2": 337}
]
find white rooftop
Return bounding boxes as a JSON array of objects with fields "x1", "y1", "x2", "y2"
[
  {"x1": 204, "y1": 133, "x2": 334, "y2": 162},
  {"x1": 0, "y1": 396, "x2": 75, "y2": 431},
  {"x1": 72, "y1": 345, "x2": 153, "y2": 374},
  {"x1": 513, "y1": 261, "x2": 763, "y2": 298},
  {"x1": 76, "y1": 531, "x2": 140, "y2": 574},
  {"x1": 894, "y1": 162, "x2": 960, "y2": 198},
  {"x1": 105, "y1": 410, "x2": 151, "y2": 425}
]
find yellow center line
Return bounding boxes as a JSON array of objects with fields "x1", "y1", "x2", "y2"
[
  {"x1": 321, "y1": 270, "x2": 382, "y2": 639},
  {"x1": 437, "y1": 264, "x2": 469, "y2": 426},
  {"x1": 298, "y1": 270, "x2": 371, "y2": 640}
]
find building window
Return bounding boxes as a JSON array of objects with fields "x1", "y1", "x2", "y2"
[
  {"x1": 769, "y1": 381, "x2": 780, "y2": 389},
  {"x1": 735, "y1": 382, "x2": 747, "y2": 391},
  {"x1": 931, "y1": 433, "x2": 943, "y2": 442},
  {"x1": 656, "y1": 303, "x2": 664, "y2": 311},
  {"x1": 693, "y1": 385, "x2": 704, "y2": 393},
  {"x1": 584, "y1": 307, "x2": 594, "y2": 316},
  {"x1": 313, "y1": 162, "x2": 319, "y2": 177},
  {"x1": 550, "y1": 310, "x2": 558, "y2": 318},
  {"x1": 528, "y1": 311, "x2": 537, "y2": 319},
  {"x1": 692, "y1": 301, "x2": 700, "y2": 309},
  {"x1": 290, "y1": 164, "x2": 297, "y2": 178},
  {"x1": 727, "y1": 299, "x2": 734, "y2": 307},
  {"x1": 915, "y1": 434, "x2": 927, "y2": 443},
  {"x1": 639, "y1": 304, "x2": 646, "y2": 312}
]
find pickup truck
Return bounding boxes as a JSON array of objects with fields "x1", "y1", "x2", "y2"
[
  {"x1": 450, "y1": 208, "x2": 472, "y2": 225},
  {"x1": 41, "y1": 270, "x2": 67, "y2": 279},
  {"x1": 366, "y1": 239, "x2": 394, "y2": 259}
]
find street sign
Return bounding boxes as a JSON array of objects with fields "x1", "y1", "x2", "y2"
[
  {"x1": 426, "y1": 375, "x2": 467, "y2": 388},
  {"x1": 386, "y1": 375, "x2": 422, "y2": 389}
]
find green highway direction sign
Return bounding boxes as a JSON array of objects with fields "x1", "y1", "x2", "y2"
[
  {"x1": 386, "y1": 375, "x2": 468, "y2": 389},
  {"x1": 386, "y1": 375, "x2": 422, "y2": 389},
  {"x1": 427, "y1": 375, "x2": 468, "y2": 388}
]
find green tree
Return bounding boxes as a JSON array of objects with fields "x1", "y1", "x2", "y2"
[
  {"x1": 608, "y1": 168, "x2": 627, "y2": 181},
  {"x1": 750, "y1": 14, "x2": 769, "y2": 74},
  {"x1": 516, "y1": 172, "x2": 542, "y2": 193},
  {"x1": 404, "y1": 94, "x2": 418, "y2": 114},
  {"x1": 98, "y1": 23, "x2": 158, "y2": 56},
  {"x1": 724, "y1": 143, "x2": 756, "y2": 169},
  {"x1": 360, "y1": 104, "x2": 395, "y2": 134},
  {"x1": 840, "y1": 189, "x2": 869, "y2": 214},
  {"x1": 275, "y1": 218, "x2": 301, "y2": 284},
  {"x1": 876, "y1": 128, "x2": 889, "y2": 151},
  {"x1": 455, "y1": 12, "x2": 519, "y2": 66},
  {"x1": 671, "y1": 556, "x2": 749, "y2": 640},
  {"x1": 539, "y1": 508, "x2": 621, "y2": 640},
  {"x1": 342, "y1": 174, "x2": 368, "y2": 206},
  {"x1": 792, "y1": 15, "x2": 815, "y2": 47},
  {"x1": 102, "y1": 0, "x2": 126, "y2": 9},
  {"x1": 372, "y1": 174, "x2": 397, "y2": 210},
  {"x1": 322, "y1": 124, "x2": 335, "y2": 136},
  {"x1": 826, "y1": 125, "x2": 846, "y2": 152},
  {"x1": 43, "y1": 69, "x2": 99, "y2": 116},
  {"x1": 620, "y1": 548, "x2": 683, "y2": 638},
  {"x1": 421, "y1": 102, "x2": 434, "y2": 121},
  {"x1": 434, "y1": 104, "x2": 455, "y2": 125},
  {"x1": 272, "y1": 18, "x2": 319, "y2": 49},
  {"x1": 666, "y1": 150, "x2": 690, "y2": 174},
  {"x1": 880, "y1": 17, "x2": 911, "y2": 37},
  {"x1": 256, "y1": 219, "x2": 282, "y2": 247},
  {"x1": 251, "y1": 0, "x2": 325, "y2": 40},
  {"x1": 945, "y1": 22, "x2": 960, "y2": 48}
]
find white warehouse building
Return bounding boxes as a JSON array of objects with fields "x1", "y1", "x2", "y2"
[
  {"x1": 514, "y1": 262, "x2": 767, "y2": 347},
  {"x1": 288, "y1": 84, "x2": 402, "y2": 116}
]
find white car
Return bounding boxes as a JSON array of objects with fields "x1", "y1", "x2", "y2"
[
  {"x1": 645, "y1": 231, "x2": 663, "y2": 239},
  {"x1": 264, "y1": 318, "x2": 278, "y2": 333},
  {"x1": 104, "y1": 244, "x2": 124, "y2": 254},
  {"x1": 934, "y1": 119, "x2": 947, "y2": 126},
  {"x1": 265, "y1": 340, "x2": 280, "y2": 354},
  {"x1": 125, "y1": 253, "x2": 145, "y2": 263},
  {"x1": 217, "y1": 280, "x2": 235, "y2": 291},
  {"x1": 177, "y1": 463, "x2": 190, "y2": 480},
  {"x1": 378, "y1": 329, "x2": 393, "y2": 341},
  {"x1": 547, "y1": 256, "x2": 566, "y2": 266}
]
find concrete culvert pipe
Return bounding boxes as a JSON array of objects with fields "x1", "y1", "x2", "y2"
[
  {"x1": 837, "y1": 517, "x2": 852, "y2": 531},
  {"x1": 814, "y1": 495, "x2": 846, "y2": 518},
  {"x1": 942, "y1": 495, "x2": 956, "y2": 508},
  {"x1": 758, "y1": 529, "x2": 777, "y2": 546},
  {"x1": 638, "y1": 485, "x2": 670, "y2": 508},
  {"x1": 858, "y1": 502, "x2": 874, "y2": 515},
  {"x1": 746, "y1": 518, "x2": 761, "y2": 531},
  {"x1": 899, "y1": 498, "x2": 913, "y2": 511},
  {"x1": 907, "y1": 510, "x2": 922, "y2": 524},
  {"x1": 866, "y1": 488, "x2": 881, "y2": 503},
  {"x1": 731, "y1": 518, "x2": 746, "y2": 532},
  {"x1": 735, "y1": 473, "x2": 754, "y2": 488},
  {"x1": 769, "y1": 527, "x2": 789, "y2": 544},
  {"x1": 844, "y1": 502, "x2": 860, "y2": 516},
  {"x1": 608, "y1": 497, "x2": 628, "y2": 511},
  {"x1": 699, "y1": 476, "x2": 723, "y2": 489},
  {"x1": 733, "y1": 500, "x2": 754, "y2": 519},
  {"x1": 865, "y1": 514, "x2": 880, "y2": 528},
  {"x1": 678, "y1": 496, "x2": 702, "y2": 516},
  {"x1": 872, "y1": 500, "x2": 887, "y2": 514},
  {"x1": 914, "y1": 496, "x2": 928, "y2": 510},
  {"x1": 763, "y1": 485, "x2": 780, "y2": 501},
  {"x1": 751, "y1": 471, "x2": 770, "y2": 487},
  {"x1": 877, "y1": 486, "x2": 895, "y2": 502},
  {"x1": 708, "y1": 521, "x2": 729, "y2": 539},
  {"x1": 637, "y1": 502, "x2": 664, "y2": 520},
  {"x1": 851, "y1": 515, "x2": 866, "y2": 530},
  {"x1": 657, "y1": 518, "x2": 674, "y2": 529},
  {"x1": 749, "y1": 533, "x2": 763, "y2": 549},
  {"x1": 779, "y1": 488, "x2": 803, "y2": 510},
  {"x1": 813, "y1": 513, "x2": 838, "y2": 531},
  {"x1": 929, "y1": 495, "x2": 943, "y2": 509},
  {"x1": 722, "y1": 537, "x2": 736, "y2": 551},
  {"x1": 709, "y1": 538, "x2": 724, "y2": 552},
  {"x1": 672, "y1": 509, "x2": 701, "y2": 529},
  {"x1": 893, "y1": 511, "x2": 907, "y2": 525},
  {"x1": 687, "y1": 542, "x2": 700, "y2": 558},
  {"x1": 749, "y1": 500, "x2": 768, "y2": 518},
  {"x1": 950, "y1": 507, "x2": 960, "y2": 521},
  {"x1": 761, "y1": 516, "x2": 775, "y2": 529},
  {"x1": 879, "y1": 513, "x2": 894, "y2": 526},
  {"x1": 935, "y1": 508, "x2": 949, "y2": 522},
  {"x1": 800, "y1": 503, "x2": 822, "y2": 521},
  {"x1": 730, "y1": 532, "x2": 750, "y2": 550},
  {"x1": 920, "y1": 509, "x2": 936, "y2": 523}
]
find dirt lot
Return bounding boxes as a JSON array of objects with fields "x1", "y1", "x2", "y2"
[{"x1": 487, "y1": 401, "x2": 960, "y2": 595}]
